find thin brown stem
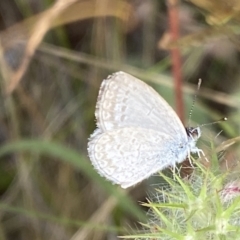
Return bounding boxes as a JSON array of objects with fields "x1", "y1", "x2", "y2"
[{"x1": 167, "y1": 0, "x2": 184, "y2": 123}]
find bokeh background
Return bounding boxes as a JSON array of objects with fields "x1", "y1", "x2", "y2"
[{"x1": 0, "y1": 0, "x2": 240, "y2": 239}]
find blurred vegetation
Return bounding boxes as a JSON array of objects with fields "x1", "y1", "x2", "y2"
[{"x1": 0, "y1": 0, "x2": 239, "y2": 240}]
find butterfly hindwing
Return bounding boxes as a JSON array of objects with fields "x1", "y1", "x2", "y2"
[{"x1": 88, "y1": 127, "x2": 187, "y2": 188}]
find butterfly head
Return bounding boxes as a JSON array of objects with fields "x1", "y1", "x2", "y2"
[
  {"x1": 186, "y1": 127, "x2": 201, "y2": 142},
  {"x1": 184, "y1": 126, "x2": 201, "y2": 156}
]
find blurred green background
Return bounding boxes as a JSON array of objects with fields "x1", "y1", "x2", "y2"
[{"x1": 0, "y1": 0, "x2": 239, "y2": 239}]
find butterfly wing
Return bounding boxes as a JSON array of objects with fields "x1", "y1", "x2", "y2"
[
  {"x1": 96, "y1": 71, "x2": 186, "y2": 139},
  {"x1": 88, "y1": 127, "x2": 187, "y2": 188}
]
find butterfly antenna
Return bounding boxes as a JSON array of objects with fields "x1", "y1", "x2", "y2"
[
  {"x1": 188, "y1": 78, "x2": 202, "y2": 127},
  {"x1": 199, "y1": 117, "x2": 227, "y2": 128}
]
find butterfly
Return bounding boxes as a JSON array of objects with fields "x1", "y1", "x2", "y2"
[{"x1": 88, "y1": 71, "x2": 202, "y2": 188}]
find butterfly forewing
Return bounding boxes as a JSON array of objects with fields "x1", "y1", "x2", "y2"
[{"x1": 96, "y1": 71, "x2": 186, "y2": 138}]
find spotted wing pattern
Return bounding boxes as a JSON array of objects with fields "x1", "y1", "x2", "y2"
[
  {"x1": 88, "y1": 127, "x2": 187, "y2": 188},
  {"x1": 95, "y1": 71, "x2": 186, "y2": 138}
]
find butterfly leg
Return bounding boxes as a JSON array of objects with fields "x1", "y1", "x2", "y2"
[
  {"x1": 187, "y1": 149, "x2": 195, "y2": 167},
  {"x1": 192, "y1": 147, "x2": 209, "y2": 162}
]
